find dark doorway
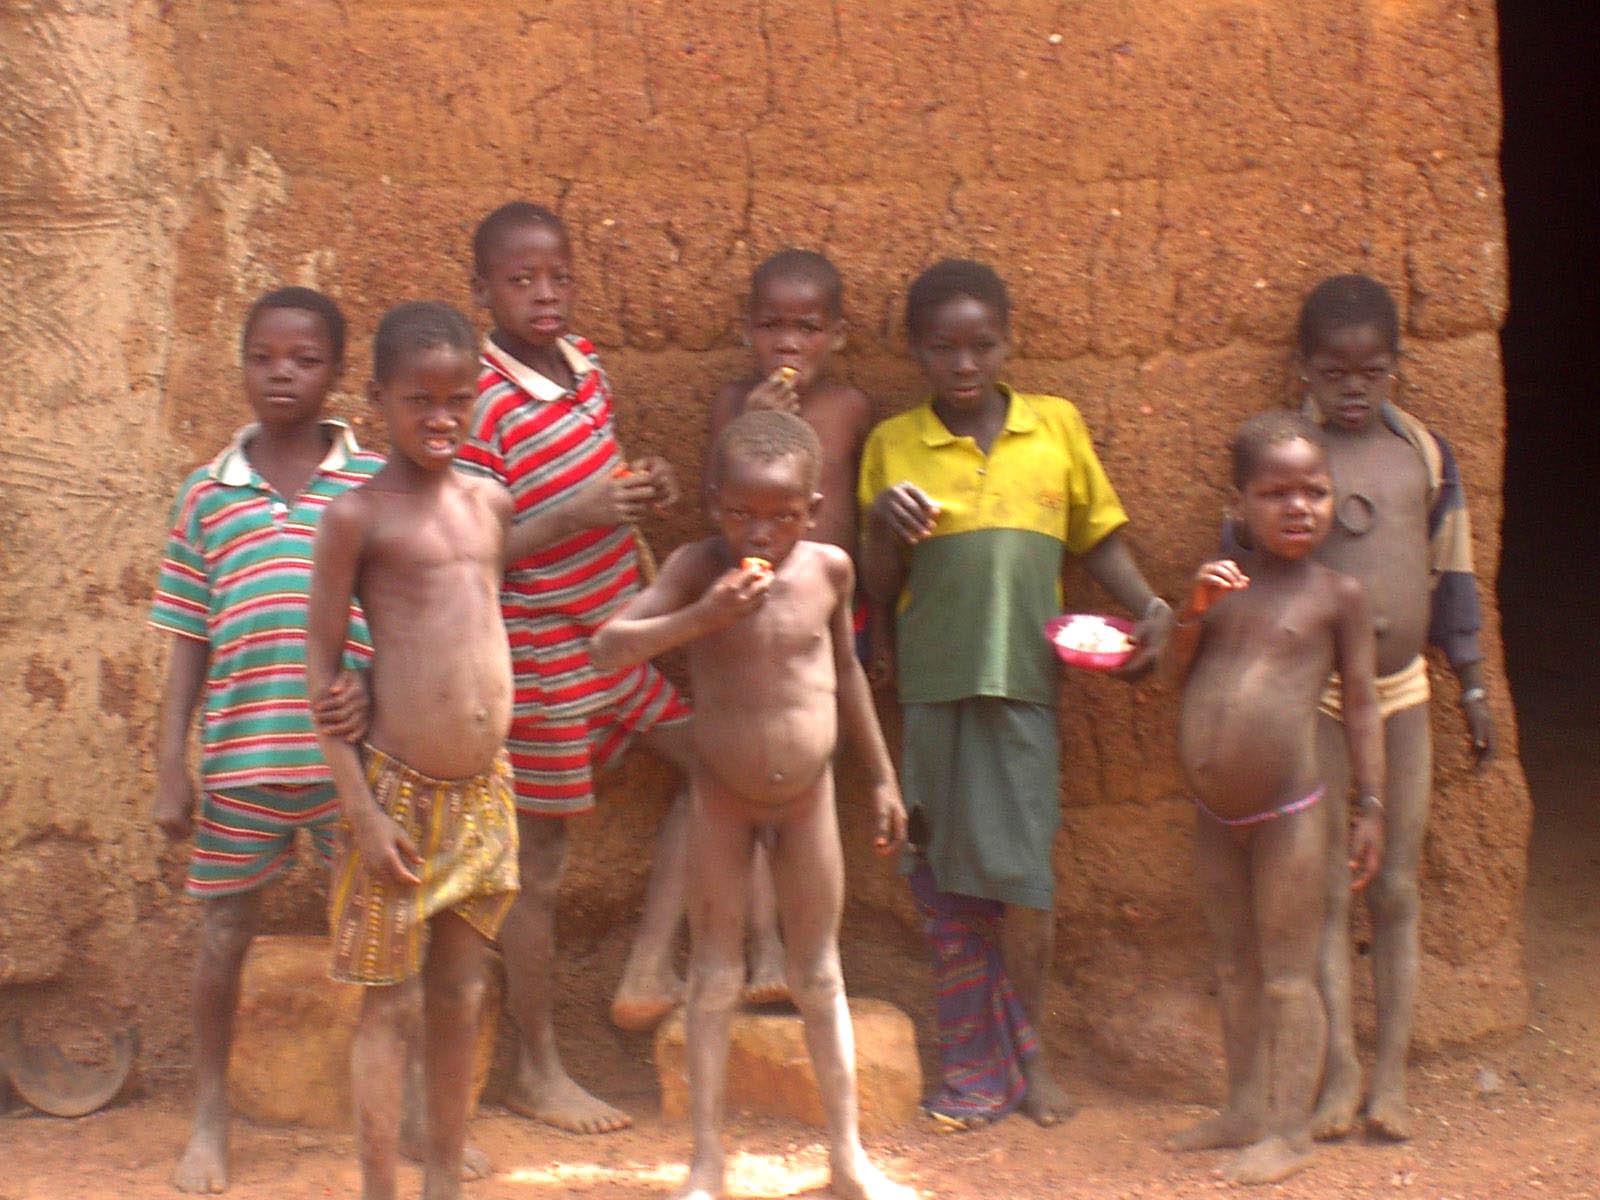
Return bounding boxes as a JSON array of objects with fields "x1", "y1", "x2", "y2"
[{"x1": 1497, "y1": 2, "x2": 1600, "y2": 984}]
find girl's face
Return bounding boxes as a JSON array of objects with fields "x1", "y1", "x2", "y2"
[
  {"x1": 912, "y1": 295, "x2": 1010, "y2": 419},
  {"x1": 1233, "y1": 437, "x2": 1334, "y2": 561},
  {"x1": 1301, "y1": 321, "x2": 1397, "y2": 432}
]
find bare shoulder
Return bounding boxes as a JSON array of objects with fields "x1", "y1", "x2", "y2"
[
  {"x1": 457, "y1": 470, "x2": 513, "y2": 518},
  {"x1": 320, "y1": 482, "x2": 377, "y2": 538},
  {"x1": 1320, "y1": 562, "x2": 1367, "y2": 613},
  {"x1": 805, "y1": 539, "x2": 855, "y2": 593},
  {"x1": 802, "y1": 381, "x2": 872, "y2": 436},
  {"x1": 659, "y1": 536, "x2": 725, "y2": 585}
]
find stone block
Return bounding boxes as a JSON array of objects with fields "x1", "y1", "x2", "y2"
[
  {"x1": 654, "y1": 997, "x2": 920, "y2": 1132},
  {"x1": 227, "y1": 935, "x2": 499, "y2": 1129}
]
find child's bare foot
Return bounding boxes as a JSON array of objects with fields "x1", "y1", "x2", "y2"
[
  {"x1": 1309, "y1": 1068, "x2": 1361, "y2": 1140},
  {"x1": 830, "y1": 1146, "x2": 917, "y2": 1200},
  {"x1": 399, "y1": 1130, "x2": 492, "y2": 1180},
  {"x1": 1021, "y1": 1059, "x2": 1074, "y2": 1127},
  {"x1": 741, "y1": 938, "x2": 791, "y2": 1006},
  {"x1": 172, "y1": 1112, "x2": 228, "y2": 1194},
  {"x1": 1222, "y1": 1134, "x2": 1314, "y2": 1185},
  {"x1": 503, "y1": 1068, "x2": 632, "y2": 1134},
  {"x1": 1364, "y1": 1087, "x2": 1413, "y2": 1141},
  {"x1": 609, "y1": 967, "x2": 685, "y2": 1032},
  {"x1": 669, "y1": 1153, "x2": 726, "y2": 1200},
  {"x1": 1164, "y1": 1108, "x2": 1266, "y2": 1152}
]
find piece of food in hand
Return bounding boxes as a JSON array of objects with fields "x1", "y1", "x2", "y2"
[
  {"x1": 613, "y1": 463, "x2": 634, "y2": 478},
  {"x1": 740, "y1": 556, "x2": 773, "y2": 577},
  {"x1": 1052, "y1": 614, "x2": 1135, "y2": 655},
  {"x1": 774, "y1": 366, "x2": 798, "y2": 383}
]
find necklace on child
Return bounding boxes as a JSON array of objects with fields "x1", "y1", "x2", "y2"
[{"x1": 1336, "y1": 491, "x2": 1377, "y2": 536}]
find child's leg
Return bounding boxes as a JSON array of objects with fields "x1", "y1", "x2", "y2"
[
  {"x1": 1224, "y1": 805, "x2": 1328, "y2": 1186},
  {"x1": 173, "y1": 890, "x2": 261, "y2": 1194},
  {"x1": 767, "y1": 774, "x2": 913, "y2": 1200},
  {"x1": 1310, "y1": 712, "x2": 1360, "y2": 1139},
  {"x1": 1365, "y1": 703, "x2": 1432, "y2": 1140},
  {"x1": 417, "y1": 912, "x2": 490, "y2": 1200},
  {"x1": 743, "y1": 833, "x2": 790, "y2": 1004},
  {"x1": 498, "y1": 812, "x2": 630, "y2": 1133},
  {"x1": 998, "y1": 904, "x2": 1072, "y2": 1124},
  {"x1": 353, "y1": 979, "x2": 418, "y2": 1200},
  {"x1": 1166, "y1": 816, "x2": 1265, "y2": 1152},
  {"x1": 612, "y1": 719, "x2": 695, "y2": 1030},
  {"x1": 674, "y1": 776, "x2": 758, "y2": 1200}
]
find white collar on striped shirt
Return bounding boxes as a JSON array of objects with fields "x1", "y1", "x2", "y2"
[
  {"x1": 209, "y1": 419, "x2": 362, "y2": 487},
  {"x1": 480, "y1": 335, "x2": 594, "y2": 403}
]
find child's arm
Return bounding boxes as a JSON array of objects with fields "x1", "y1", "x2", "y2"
[
  {"x1": 152, "y1": 634, "x2": 210, "y2": 840},
  {"x1": 589, "y1": 546, "x2": 770, "y2": 670},
  {"x1": 828, "y1": 554, "x2": 907, "y2": 855},
  {"x1": 860, "y1": 482, "x2": 937, "y2": 604},
  {"x1": 1333, "y1": 574, "x2": 1386, "y2": 891},
  {"x1": 1078, "y1": 530, "x2": 1174, "y2": 678},
  {"x1": 501, "y1": 466, "x2": 660, "y2": 565},
  {"x1": 306, "y1": 497, "x2": 420, "y2": 886},
  {"x1": 1168, "y1": 559, "x2": 1250, "y2": 684}
]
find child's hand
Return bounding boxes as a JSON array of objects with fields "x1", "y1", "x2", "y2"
[
  {"x1": 152, "y1": 765, "x2": 197, "y2": 841},
  {"x1": 632, "y1": 455, "x2": 680, "y2": 510},
  {"x1": 1462, "y1": 694, "x2": 1495, "y2": 771},
  {"x1": 567, "y1": 466, "x2": 659, "y2": 528},
  {"x1": 353, "y1": 808, "x2": 422, "y2": 887},
  {"x1": 311, "y1": 669, "x2": 370, "y2": 743},
  {"x1": 745, "y1": 367, "x2": 801, "y2": 415},
  {"x1": 866, "y1": 627, "x2": 896, "y2": 692},
  {"x1": 1112, "y1": 598, "x2": 1175, "y2": 681},
  {"x1": 1348, "y1": 803, "x2": 1385, "y2": 892},
  {"x1": 696, "y1": 560, "x2": 774, "y2": 629},
  {"x1": 869, "y1": 482, "x2": 940, "y2": 544},
  {"x1": 870, "y1": 782, "x2": 908, "y2": 855},
  {"x1": 1183, "y1": 559, "x2": 1250, "y2": 621}
]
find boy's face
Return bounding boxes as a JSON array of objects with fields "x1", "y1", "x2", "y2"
[
  {"x1": 710, "y1": 454, "x2": 821, "y2": 568},
  {"x1": 368, "y1": 345, "x2": 479, "y2": 473},
  {"x1": 1233, "y1": 438, "x2": 1334, "y2": 561},
  {"x1": 472, "y1": 223, "x2": 574, "y2": 355},
  {"x1": 747, "y1": 276, "x2": 845, "y2": 393},
  {"x1": 242, "y1": 307, "x2": 340, "y2": 430},
  {"x1": 912, "y1": 295, "x2": 1010, "y2": 419},
  {"x1": 1301, "y1": 322, "x2": 1396, "y2": 432}
]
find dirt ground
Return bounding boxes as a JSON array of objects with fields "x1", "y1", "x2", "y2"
[{"x1": 3, "y1": 683, "x2": 1595, "y2": 1199}]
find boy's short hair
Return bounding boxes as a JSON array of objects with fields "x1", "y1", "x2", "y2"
[
  {"x1": 372, "y1": 301, "x2": 477, "y2": 384},
  {"x1": 750, "y1": 249, "x2": 844, "y2": 318},
  {"x1": 1231, "y1": 409, "x2": 1328, "y2": 489},
  {"x1": 905, "y1": 258, "x2": 1012, "y2": 342},
  {"x1": 1296, "y1": 273, "x2": 1401, "y2": 357},
  {"x1": 711, "y1": 409, "x2": 823, "y2": 492},
  {"x1": 472, "y1": 201, "x2": 567, "y2": 274},
  {"x1": 243, "y1": 287, "x2": 347, "y2": 362}
]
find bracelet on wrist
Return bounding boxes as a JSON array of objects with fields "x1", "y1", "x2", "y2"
[
  {"x1": 1356, "y1": 794, "x2": 1384, "y2": 816},
  {"x1": 1460, "y1": 686, "x2": 1487, "y2": 705}
]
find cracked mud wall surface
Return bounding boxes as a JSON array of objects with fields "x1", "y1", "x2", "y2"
[{"x1": 2, "y1": 1, "x2": 1528, "y2": 1091}]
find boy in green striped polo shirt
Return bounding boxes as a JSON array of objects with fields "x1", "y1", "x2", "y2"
[{"x1": 150, "y1": 287, "x2": 378, "y2": 1194}]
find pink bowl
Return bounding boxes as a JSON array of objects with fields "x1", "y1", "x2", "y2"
[{"x1": 1044, "y1": 613, "x2": 1136, "y2": 672}]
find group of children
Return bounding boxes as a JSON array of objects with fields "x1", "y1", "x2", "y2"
[{"x1": 150, "y1": 193, "x2": 1495, "y2": 1198}]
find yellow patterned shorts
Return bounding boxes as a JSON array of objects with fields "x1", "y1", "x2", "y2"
[
  {"x1": 328, "y1": 745, "x2": 520, "y2": 986},
  {"x1": 1318, "y1": 654, "x2": 1431, "y2": 723}
]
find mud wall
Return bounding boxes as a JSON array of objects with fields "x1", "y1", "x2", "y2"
[{"x1": 1, "y1": 0, "x2": 1527, "y2": 1090}]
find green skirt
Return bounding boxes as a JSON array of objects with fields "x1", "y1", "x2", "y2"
[{"x1": 900, "y1": 697, "x2": 1060, "y2": 910}]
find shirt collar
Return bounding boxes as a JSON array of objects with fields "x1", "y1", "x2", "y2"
[
  {"x1": 208, "y1": 419, "x2": 360, "y2": 488},
  {"x1": 918, "y1": 383, "x2": 1037, "y2": 446},
  {"x1": 480, "y1": 335, "x2": 594, "y2": 403}
]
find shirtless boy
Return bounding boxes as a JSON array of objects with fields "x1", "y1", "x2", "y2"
[
  {"x1": 307, "y1": 302, "x2": 519, "y2": 1200},
  {"x1": 1170, "y1": 410, "x2": 1385, "y2": 1185},
  {"x1": 591, "y1": 410, "x2": 914, "y2": 1200},
  {"x1": 703, "y1": 248, "x2": 874, "y2": 1005},
  {"x1": 1293, "y1": 275, "x2": 1497, "y2": 1141}
]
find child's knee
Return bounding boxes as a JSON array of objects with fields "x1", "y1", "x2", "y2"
[
  {"x1": 1261, "y1": 972, "x2": 1317, "y2": 1011},
  {"x1": 1367, "y1": 871, "x2": 1420, "y2": 924},
  {"x1": 198, "y1": 895, "x2": 258, "y2": 961},
  {"x1": 515, "y1": 819, "x2": 568, "y2": 899},
  {"x1": 426, "y1": 969, "x2": 486, "y2": 1017},
  {"x1": 785, "y1": 959, "x2": 844, "y2": 1011}
]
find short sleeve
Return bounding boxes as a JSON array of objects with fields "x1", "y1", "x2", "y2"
[
  {"x1": 857, "y1": 423, "x2": 890, "y2": 521},
  {"x1": 1059, "y1": 404, "x2": 1128, "y2": 555},
  {"x1": 149, "y1": 479, "x2": 211, "y2": 642},
  {"x1": 456, "y1": 393, "x2": 509, "y2": 485}
]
